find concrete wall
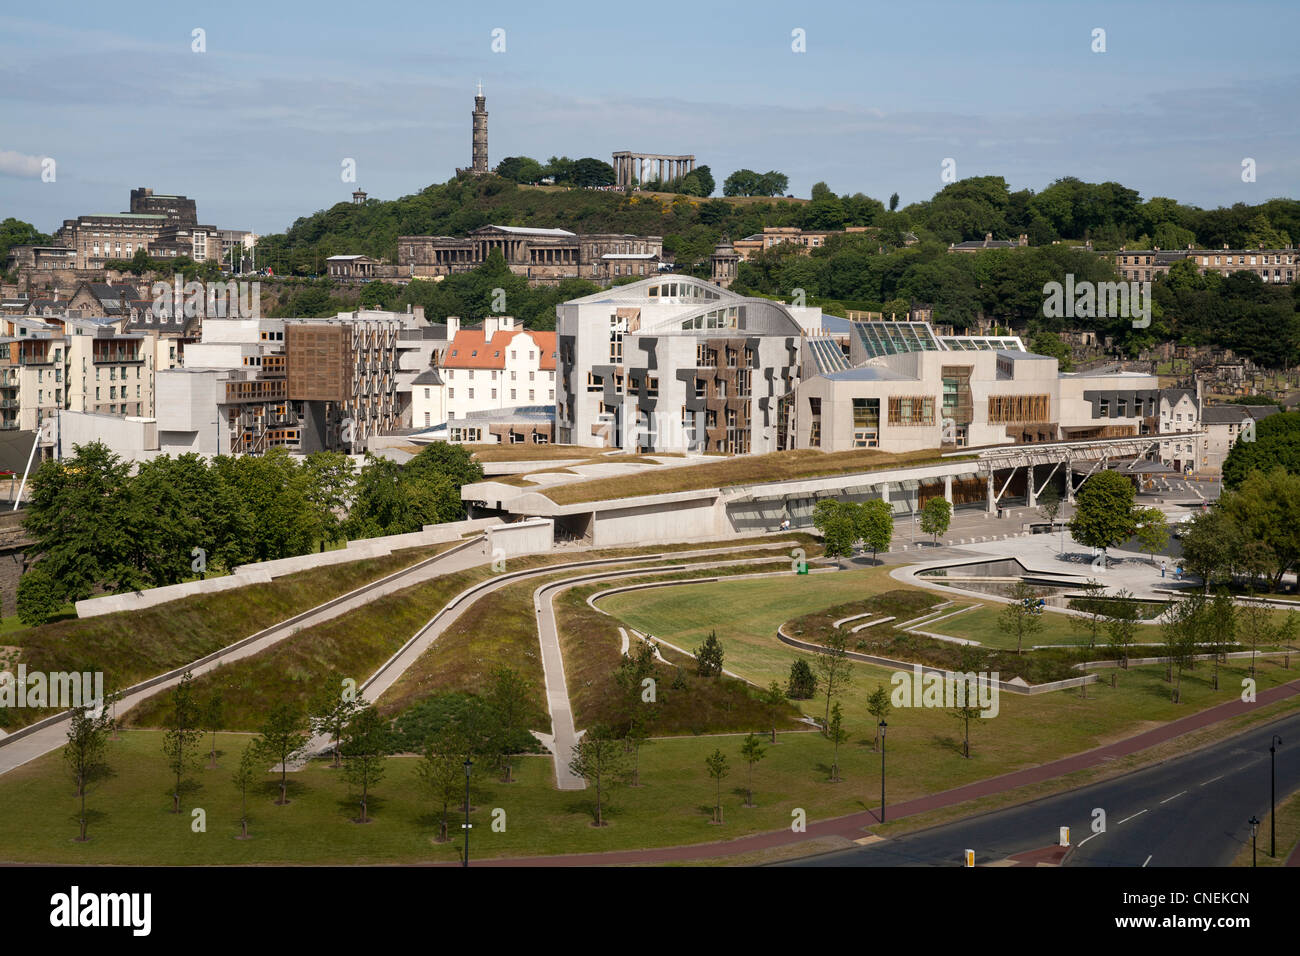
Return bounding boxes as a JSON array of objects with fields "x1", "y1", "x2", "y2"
[
  {"x1": 487, "y1": 518, "x2": 554, "y2": 558},
  {"x1": 591, "y1": 495, "x2": 726, "y2": 548},
  {"x1": 60, "y1": 411, "x2": 157, "y2": 460},
  {"x1": 74, "y1": 516, "x2": 498, "y2": 618}
]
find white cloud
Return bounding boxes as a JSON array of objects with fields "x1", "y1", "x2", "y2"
[{"x1": 0, "y1": 149, "x2": 44, "y2": 178}]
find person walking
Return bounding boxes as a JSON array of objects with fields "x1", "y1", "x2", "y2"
[{"x1": 1161, "y1": 560, "x2": 1166, "y2": 578}]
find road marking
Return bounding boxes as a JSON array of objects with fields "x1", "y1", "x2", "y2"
[
  {"x1": 1200, "y1": 775, "x2": 1224, "y2": 787},
  {"x1": 1142, "y1": 855, "x2": 1152, "y2": 867},
  {"x1": 1159, "y1": 791, "x2": 1186, "y2": 804},
  {"x1": 1117, "y1": 809, "x2": 1148, "y2": 826},
  {"x1": 1077, "y1": 831, "x2": 1102, "y2": 847}
]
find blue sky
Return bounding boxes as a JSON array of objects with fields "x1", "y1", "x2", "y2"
[{"x1": 2, "y1": 0, "x2": 1297, "y2": 235}]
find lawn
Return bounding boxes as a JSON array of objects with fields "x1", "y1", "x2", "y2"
[{"x1": 0, "y1": 543, "x2": 451, "y2": 733}]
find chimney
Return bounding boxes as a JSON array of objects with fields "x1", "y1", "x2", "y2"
[
  {"x1": 484, "y1": 315, "x2": 499, "y2": 342},
  {"x1": 413, "y1": 305, "x2": 425, "y2": 323},
  {"x1": 446, "y1": 315, "x2": 459, "y2": 341}
]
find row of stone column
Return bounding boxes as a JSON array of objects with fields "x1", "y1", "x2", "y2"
[{"x1": 614, "y1": 155, "x2": 696, "y2": 187}]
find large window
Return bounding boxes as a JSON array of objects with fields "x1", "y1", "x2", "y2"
[
  {"x1": 852, "y1": 397, "x2": 879, "y2": 448},
  {"x1": 988, "y1": 394, "x2": 1051, "y2": 424},
  {"x1": 888, "y1": 395, "x2": 936, "y2": 426}
]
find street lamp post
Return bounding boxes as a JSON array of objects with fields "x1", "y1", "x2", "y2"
[
  {"x1": 462, "y1": 757, "x2": 473, "y2": 867},
  {"x1": 879, "y1": 720, "x2": 888, "y2": 823},
  {"x1": 1270, "y1": 735, "x2": 1282, "y2": 857},
  {"x1": 1249, "y1": 815, "x2": 1260, "y2": 867}
]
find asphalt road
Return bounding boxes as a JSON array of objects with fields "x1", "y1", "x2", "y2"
[{"x1": 783, "y1": 709, "x2": 1300, "y2": 867}]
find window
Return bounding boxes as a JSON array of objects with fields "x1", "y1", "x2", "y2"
[
  {"x1": 587, "y1": 372, "x2": 603, "y2": 392},
  {"x1": 510, "y1": 389, "x2": 516, "y2": 400},
  {"x1": 646, "y1": 376, "x2": 658, "y2": 397},
  {"x1": 987, "y1": 394, "x2": 1050, "y2": 424},
  {"x1": 888, "y1": 395, "x2": 936, "y2": 426},
  {"x1": 852, "y1": 398, "x2": 880, "y2": 448}
]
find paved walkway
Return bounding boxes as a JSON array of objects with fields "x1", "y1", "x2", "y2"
[{"x1": 453, "y1": 675, "x2": 1300, "y2": 866}]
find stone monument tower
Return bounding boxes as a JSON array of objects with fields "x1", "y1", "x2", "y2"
[{"x1": 472, "y1": 81, "x2": 489, "y2": 175}]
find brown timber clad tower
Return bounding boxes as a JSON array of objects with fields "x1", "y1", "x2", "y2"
[{"x1": 472, "y1": 82, "x2": 489, "y2": 174}]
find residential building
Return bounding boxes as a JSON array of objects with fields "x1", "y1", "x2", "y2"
[
  {"x1": 1115, "y1": 246, "x2": 1299, "y2": 283},
  {"x1": 439, "y1": 315, "x2": 556, "y2": 422}
]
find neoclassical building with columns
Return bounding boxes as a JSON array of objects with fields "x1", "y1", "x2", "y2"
[
  {"x1": 397, "y1": 224, "x2": 664, "y2": 286},
  {"x1": 612, "y1": 151, "x2": 696, "y2": 187}
]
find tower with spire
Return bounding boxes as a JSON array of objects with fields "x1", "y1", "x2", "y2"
[{"x1": 471, "y1": 81, "x2": 489, "y2": 175}]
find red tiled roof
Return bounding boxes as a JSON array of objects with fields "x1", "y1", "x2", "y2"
[{"x1": 443, "y1": 329, "x2": 557, "y2": 371}]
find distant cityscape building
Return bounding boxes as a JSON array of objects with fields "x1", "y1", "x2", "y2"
[
  {"x1": 947, "y1": 233, "x2": 1030, "y2": 253},
  {"x1": 455, "y1": 84, "x2": 490, "y2": 177},
  {"x1": 398, "y1": 224, "x2": 664, "y2": 285},
  {"x1": 1114, "y1": 246, "x2": 1299, "y2": 283},
  {"x1": 612, "y1": 152, "x2": 695, "y2": 187}
]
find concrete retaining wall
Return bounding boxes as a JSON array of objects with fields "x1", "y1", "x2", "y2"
[
  {"x1": 74, "y1": 517, "x2": 499, "y2": 618},
  {"x1": 487, "y1": 518, "x2": 554, "y2": 559}
]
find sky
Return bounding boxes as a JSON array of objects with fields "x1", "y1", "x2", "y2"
[{"x1": 2, "y1": 0, "x2": 1297, "y2": 236}]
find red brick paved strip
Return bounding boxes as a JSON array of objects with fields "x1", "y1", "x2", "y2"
[{"x1": 462, "y1": 676, "x2": 1300, "y2": 866}]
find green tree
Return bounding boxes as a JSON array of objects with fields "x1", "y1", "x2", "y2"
[
  {"x1": 255, "y1": 702, "x2": 310, "y2": 806},
  {"x1": 813, "y1": 499, "x2": 858, "y2": 566},
  {"x1": 231, "y1": 742, "x2": 259, "y2": 839},
  {"x1": 953, "y1": 698, "x2": 982, "y2": 758},
  {"x1": 739, "y1": 733, "x2": 766, "y2": 807},
  {"x1": 487, "y1": 665, "x2": 532, "y2": 783},
  {"x1": 1206, "y1": 590, "x2": 1238, "y2": 691},
  {"x1": 826, "y1": 701, "x2": 848, "y2": 782},
  {"x1": 1162, "y1": 593, "x2": 1204, "y2": 701},
  {"x1": 1134, "y1": 507, "x2": 1170, "y2": 565},
  {"x1": 1104, "y1": 589, "x2": 1140, "y2": 672},
  {"x1": 1068, "y1": 470, "x2": 1138, "y2": 564},
  {"x1": 202, "y1": 691, "x2": 224, "y2": 769},
  {"x1": 308, "y1": 684, "x2": 360, "y2": 769},
  {"x1": 705, "y1": 749, "x2": 730, "y2": 824},
  {"x1": 814, "y1": 631, "x2": 854, "y2": 728},
  {"x1": 64, "y1": 704, "x2": 113, "y2": 842},
  {"x1": 1001, "y1": 581, "x2": 1045, "y2": 654},
  {"x1": 787, "y1": 659, "x2": 817, "y2": 700},
  {"x1": 866, "y1": 684, "x2": 891, "y2": 751},
  {"x1": 762, "y1": 680, "x2": 786, "y2": 743},
  {"x1": 161, "y1": 672, "x2": 204, "y2": 814},
  {"x1": 340, "y1": 705, "x2": 392, "y2": 823},
  {"x1": 1070, "y1": 579, "x2": 1109, "y2": 649},
  {"x1": 919, "y1": 496, "x2": 952, "y2": 545},
  {"x1": 16, "y1": 564, "x2": 62, "y2": 626},
  {"x1": 568, "y1": 725, "x2": 628, "y2": 827},
  {"x1": 695, "y1": 630, "x2": 724, "y2": 677},
  {"x1": 855, "y1": 499, "x2": 893, "y2": 563},
  {"x1": 416, "y1": 729, "x2": 465, "y2": 843}
]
